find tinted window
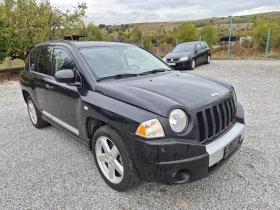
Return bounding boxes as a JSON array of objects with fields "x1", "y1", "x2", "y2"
[
  {"x1": 81, "y1": 46, "x2": 171, "y2": 78},
  {"x1": 29, "y1": 49, "x2": 38, "y2": 71},
  {"x1": 201, "y1": 42, "x2": 208, "y2": 49},
  {"x1": 24, "y1": 55, "x2": 30, "y2": 71},
  {"x1": 52, "y1": 49, "x2": 76, "y2": 76},
  {"x1": 38, "y1": 48, "x2": 51, "y2": 75},
  {"x1": 172, "y1": 43, "x2": 196, "y2": 53},
  {"x1": 196, "y1": 44, "x2": 202, "y2": 51}
]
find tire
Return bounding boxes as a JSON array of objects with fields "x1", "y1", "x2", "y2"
[
  {"x1": 92, "y1": 125, "x2": 141, "y2": 191},
  {"x1": 188, "y1": 58, "x2": 196, "y2": 70},
  {"x1": 205, "y1": 54, "x2": 211, "y2": 64},
  {"x1": 26, "y1": 96, "x2": 49, "y2": 128}
]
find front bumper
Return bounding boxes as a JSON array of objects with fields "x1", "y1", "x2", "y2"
[
  {"x1": 128, "y1": 122, "x2": 245, "y2": 184},
  {"x1": 167, "y1": 60, "x2": 190, "y2": 70}
]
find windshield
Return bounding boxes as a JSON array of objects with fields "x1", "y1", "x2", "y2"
[
  {"x1": 80, "y1": 46, "x2": 171, "y2": 79},
  {"x1": 172, "y1": 43, "x2": 196, "y2": 53}
]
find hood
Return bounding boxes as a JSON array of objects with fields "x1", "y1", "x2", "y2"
[
  {"x1": 165, "y1": 52, "x2": 193, "y2": 59},
  {"x1": 95, "y1": 72, "x2": 232, "y2": 117}
]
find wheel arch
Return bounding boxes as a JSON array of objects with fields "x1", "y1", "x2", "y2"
[{"x1": 22, "y1": 90, "x2": 30, "y2": 103}]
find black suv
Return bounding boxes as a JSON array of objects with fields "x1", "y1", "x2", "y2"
[
  {"x1": 20, "y1": 41, "x2": 245, "y2": 191},
  {"x1": 163, "y1": 41, "x2": 211, "y2": 70}
]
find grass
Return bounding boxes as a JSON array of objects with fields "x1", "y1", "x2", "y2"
[
  {"x1": 211, "y1": 45, "x2": 280, "y2": 59},
  {"x1": 0, "y1": 58, "x2": 24, "y2": 70}
]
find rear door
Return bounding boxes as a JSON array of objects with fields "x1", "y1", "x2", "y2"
[{"x1": 45, "y1": 47, "x2": 81, "y2": 136}]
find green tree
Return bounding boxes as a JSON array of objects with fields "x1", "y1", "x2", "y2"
[
  {"x1": 176, "y1": 23, "x2": 199, "y2": 43},
  {"x1": 201, "y1": 24, "x2": 218, "y2": 47},
  {"x1": 251, "y1": 18, "x2": 280, "y2": 49},
  {"x1": 0, "y1": 0, "x2": 87, "y2": 59},
  {"x1": 142, "y1": 35, "x2": 152, "y2": 50},
  {"x1": 130, "y1": 24, "x2": 142, "y2": 44},
  {"x1": 77, "y1": 22, "x2": 104, "y2": 41},
  {"x1": 0, "y1": 13, "x2": 10, "y2": 62}
]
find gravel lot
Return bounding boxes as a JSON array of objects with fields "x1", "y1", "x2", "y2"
[{"x1": 0, "y1": 60, "x2": 280, "y2": 209}]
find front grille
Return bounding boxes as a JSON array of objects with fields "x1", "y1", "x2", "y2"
[
  {"x1": 167, "y1": 58, "x2": 179, "y2": 62},
  {"x1": 196, "y1": 96, "x2": 236, "y2": 143}
]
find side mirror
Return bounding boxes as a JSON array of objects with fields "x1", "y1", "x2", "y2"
[{"x1": 54, "y1": 69, "x2": 75, "y2": 84}]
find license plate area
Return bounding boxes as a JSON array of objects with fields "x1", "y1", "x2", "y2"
[
  {"x1": 224, "y1": 136, "x2": 241, "y2": 159},
  {"x1": 168, "y1": 62, "x2": 176, "y2": 66}
]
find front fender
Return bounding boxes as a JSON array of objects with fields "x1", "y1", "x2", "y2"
[{"x1": 78, "y1": 89, "x2": 160, "y2": 142}]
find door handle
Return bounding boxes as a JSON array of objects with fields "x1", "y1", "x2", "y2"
[{"x1": 46, "y1": 84, "x2": 54, "y2": 90}]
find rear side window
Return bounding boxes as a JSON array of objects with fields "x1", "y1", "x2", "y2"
[
  {"x1": 52, "y1": 49, "x2": 77, "y2": 76},
  {"x1": 38, "y1": 47, "x2": 51, "y2": 75},
  {"x1": 201, "y1": 42, "x2": 208, "y2": 49},
  {"x1": 29, "y1": 49, "x2": 38, "y2": 71},
  {"x1": 24, "y1": 55, "x2": 30, "y2": 71}
]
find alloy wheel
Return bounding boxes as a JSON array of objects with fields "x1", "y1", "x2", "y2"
[
  {"x1": 95, "y1": 136, "x2": 124, "y2": 184},
  {"x1": 192, "y1": 59, "x2": 196, "y2": 69},
  {"x1": 28, "y1": 100, "x2": 37, "y2": 124}
]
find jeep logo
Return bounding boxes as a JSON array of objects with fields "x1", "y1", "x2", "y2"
[{"x1": 210, "y1": 93, "x2": 219, "y2": 97}]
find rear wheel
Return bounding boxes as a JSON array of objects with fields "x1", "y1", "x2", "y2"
[
  {"x1": 26, "y1": 96, "x2": 49, "y2": 128},
  {"x1": 92, "y1": 125, "x2": 140, "y2": 191}
]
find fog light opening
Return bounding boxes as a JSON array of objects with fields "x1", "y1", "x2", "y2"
[{"x1": 171, "y1": 169, "x2": 191, "y2": 184}]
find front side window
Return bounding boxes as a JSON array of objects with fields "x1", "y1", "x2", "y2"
[
  {"x1": 52, "y1": 49, "x2": 76, "y2": 76},
  {"x1": 172, "y1": 43, "x2": 196, "y2": 53},
  {"x1": 80, "y1": 46, "x2": 171, "y2": 78},
  {"x1": 38, "y1": 47, "x2": 51, "y2": 75}
]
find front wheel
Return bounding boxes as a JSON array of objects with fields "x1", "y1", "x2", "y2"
[
  {"x1": 188, "y1": 58, "x2": 196, "y2": 70},
  {"x1": 206, "y1": 55, "x2": 211, "y2": 64},
  {"x1": 92, "y1": 125, "x2": 140, "y2": 191}
]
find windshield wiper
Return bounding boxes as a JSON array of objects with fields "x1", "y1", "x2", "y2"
[
  {"x1": 96, "y1": 73, "x2": 138, "y2": 82},
  {"x1": 139, "y1": 68, "x2": 170, "y2": 76}
]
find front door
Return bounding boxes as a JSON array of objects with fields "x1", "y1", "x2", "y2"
[
  {"x1": 45, "y1": 47, "x2": 81, "y2": 136},
  {"x1": 195, "y1": 43, "x2": 203, "y2": 64}
]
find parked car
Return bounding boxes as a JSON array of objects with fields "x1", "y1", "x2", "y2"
[
  {"x1": 163, "y1": 41, "x2": 211, "y2": 70},
  {"x1": 20, "y1": 41, "x2": 245, "y2": 191}
]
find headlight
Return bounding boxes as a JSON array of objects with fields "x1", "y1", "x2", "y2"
[
  {"x1": 162, "y1": 57, "x2": 167, "y2": 62},
  {"x1": 179, "y1": 56, "x2": 188, "y2": 61},
  {"x1": 135, "y1": 119, "x2": 165, "y2": 138},
  {"x1": 169, "y1": 109, "x2": 188, "y2": 133}
]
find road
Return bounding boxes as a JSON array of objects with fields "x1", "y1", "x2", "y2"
[{"x1": 0, "y1": 60, "x2": 280, "y2": 209}]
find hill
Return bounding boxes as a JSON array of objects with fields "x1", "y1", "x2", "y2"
[{"x1": 103, "y1": 11, "x2": 280, "y2": 35}]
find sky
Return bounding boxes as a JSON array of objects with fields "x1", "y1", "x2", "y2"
[{"x1": 49, "y1": 0, "x2": 280, "y2": 25}]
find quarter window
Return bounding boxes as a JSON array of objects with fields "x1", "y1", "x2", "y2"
[
  {"x1": 52, "y1": 49, "x2": 76, "y2": 76},
  {"x1": 38, "y1": 48, "x2": 51, "y2": 75}
]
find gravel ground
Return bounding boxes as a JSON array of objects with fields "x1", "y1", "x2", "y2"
[{"x1": 0, "y1": 60, "x2": 280, "y2": 210}]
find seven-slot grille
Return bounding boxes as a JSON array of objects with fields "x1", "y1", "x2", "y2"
[{"x1": 196, "y1": 96, "x2": 236, "y2": 143}]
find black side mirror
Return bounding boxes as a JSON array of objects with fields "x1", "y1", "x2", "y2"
[
  {"x1": 54, "y1": 69, "x2": 75, "y2": 84},
  {"x1": 30, "y1": 63, "x2": 36, "y2": 72}
]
